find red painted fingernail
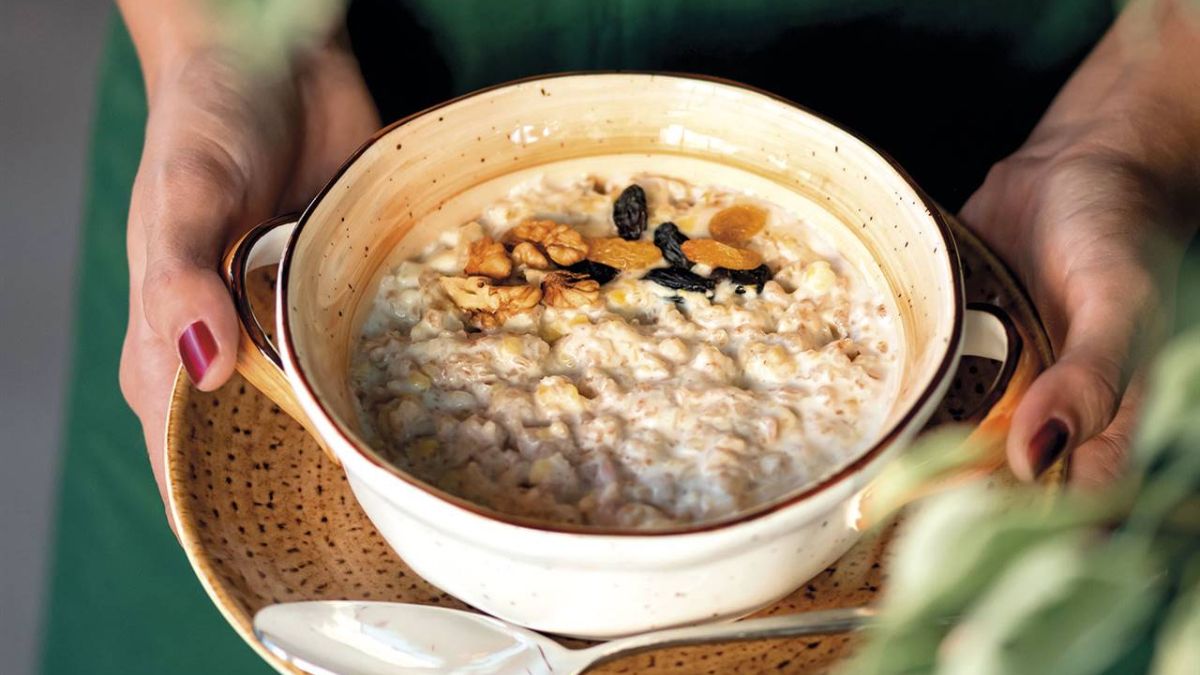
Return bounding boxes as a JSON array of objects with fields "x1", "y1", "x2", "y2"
[
  {"x1": 179, "y1": 321, "x2": 217, "y2": 385},
  {"x1": 1029, "y1": 418, "x2": 1070, "y2": 478}
]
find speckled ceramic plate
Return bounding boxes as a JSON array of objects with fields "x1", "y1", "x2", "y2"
[{"x1": 167, "y1": 217, "x2": 1057, "y2": 674}]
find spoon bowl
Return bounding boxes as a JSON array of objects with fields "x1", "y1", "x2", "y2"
[{"x1": 254, "y1": 601, "x2": 872, "y2": 675}]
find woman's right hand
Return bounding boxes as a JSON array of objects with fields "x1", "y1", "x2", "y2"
[{"x1": 117, "y1": 39, "x2": 379, "y2": 523}]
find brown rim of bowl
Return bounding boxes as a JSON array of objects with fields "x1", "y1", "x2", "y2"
[{"x1": 278, "y1": 71, "x2": 965, "y2": 537}]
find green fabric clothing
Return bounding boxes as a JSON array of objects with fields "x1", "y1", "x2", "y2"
[
  {"x1": 41, "y1": 3, "x2": 1111, "y2": 673},
  {"x1": 349, "y1": 0, "x2": 1113, "y2": 205}
]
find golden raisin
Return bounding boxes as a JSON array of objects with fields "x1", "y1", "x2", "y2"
[
  {"x1": 586, "y1": 237, "x2": 662, "y2": 270},
  {"x1": 681, "y1": 238, "x2": 763, "y2": 270},
  {"x1": 709, "y1": 204, "x2": 767, "y2": 245}
]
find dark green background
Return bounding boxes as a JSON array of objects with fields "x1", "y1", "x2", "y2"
[{"x1": 40, "y1": 2, "x2": 1111, "y2": 672}]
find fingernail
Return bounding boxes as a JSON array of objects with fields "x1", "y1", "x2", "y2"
[
  {"x1": 179, "y1": 321, "x2": 217, "y2": 385},
  {"x1": 1029, "y1": 418, "x2": 1070, "y2": 478}
]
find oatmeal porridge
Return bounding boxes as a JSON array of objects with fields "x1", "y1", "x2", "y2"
[{"x1": 351, "y1": 173, "x2": 899, "y2": 528}]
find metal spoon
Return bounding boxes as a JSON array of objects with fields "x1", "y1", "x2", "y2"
[{"x1": 254, "y1": 601, "x2": 873, "y2": 675}]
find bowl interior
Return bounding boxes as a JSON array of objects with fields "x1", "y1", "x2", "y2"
[{"x1": 282, "y1": 73, "x2": 959, "y2": 511}]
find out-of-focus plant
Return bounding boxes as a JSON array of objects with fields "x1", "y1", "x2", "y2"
[
  {"x1": 203, "y1": 0, "x2": 346, "y2": 75},
  {"x1": 844, "y1": 269, "x2": 1200, "y2": 675}
]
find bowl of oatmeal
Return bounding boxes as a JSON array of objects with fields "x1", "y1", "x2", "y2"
[
  {"x1": 351, "y1": 171, "x2": 901, "y2": 530},
  {"x1": 222, "y1": 73, "x2": 1034, "y2": 638}
]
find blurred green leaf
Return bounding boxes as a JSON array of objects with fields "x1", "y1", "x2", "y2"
[
  {"x1": 203, "y1": 0, "x2": 346, "y2": 76},
  {"x1": 845, "y1": 483, "x2": 1112, "y2": 675},
  {"x1": 844, "y1": 323, "x2": 1200, "y2": 675},
  {"x1": 1127, "y1": 329, "x2": 1200, "y2": 532},
  {"x1": 1136, "y1": 328, "x2": 1200, "y2": 465},
  {"x1": 938, "y1": 535, "x2": 1161, "y2": 675},
  {"x1": 1150, "y1": 570, "x2": 1200, "y2": 675}
]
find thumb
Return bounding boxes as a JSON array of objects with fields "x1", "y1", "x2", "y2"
[
  {"x1": 138, "y1": 154, "x2": 248, "y2": 392},
  {"x1": 1005, "y1": 278, "x2": 1148, "y2": 480}
]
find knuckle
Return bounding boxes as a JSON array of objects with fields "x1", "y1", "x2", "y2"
[
  {"x1": 985, "y1": 156, "x2": 1016, "y2": 180},
  {"x1": 140, "y1": 263, "x2": 194, "y2": 335},
  {"x1": 142, "y1": 262, "x2": 186, "y2": 300},
  {"x1": 981, "y1": 158, "x2": 1019, "y2": 193},
  {"x1": 1060, "y1": 358, "x2": 1124, "y2": 424},
  {"x1": 1076, "y1": 432, "x2": 1129, "y2": 486},
  {"x1": 1079, "y1": 357, "x2": 1123, "y2": 404},
  {"x1": 150, "y1": 145, "x2": 244, "y2": 213}
]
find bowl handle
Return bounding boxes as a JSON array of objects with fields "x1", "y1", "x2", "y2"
[
  {"x1": 858, "y1": 300, "x2": 1049, "y2": 527},
  {"x1": 221, "y1": 214, "x2": 338, "y2": 463},
  {"x1": 959, "y1": 301, "x2": 1040, "y2": 472}
]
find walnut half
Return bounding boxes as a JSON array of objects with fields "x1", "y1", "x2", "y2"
[
  {"x1": 506, "y1": 219, "x2": 588, "y2": 266},
  {"x1": 542, "y1": 271, "x2": 600, "y2": 309},
  {"x1": 464, "y1": 236, "x2": 512, "y2": 279}
]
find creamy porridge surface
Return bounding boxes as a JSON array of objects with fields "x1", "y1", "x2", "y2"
[{"x1": 351, "y1": 173, "x2": 899, "y2": 528}]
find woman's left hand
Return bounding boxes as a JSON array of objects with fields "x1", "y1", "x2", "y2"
[{"x1": 960, "y1": 0, "x2": 1200, "y2": 486}]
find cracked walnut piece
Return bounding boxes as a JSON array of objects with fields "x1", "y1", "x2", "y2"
[
  {"x1": 506, "y1": 219, "x2": 588, "y2": 266},
  {"x1": 542, "y1": 271, "x2": 600, "y2": 309},
  {"x1": 464, "y1": 236, "x2": 512, "y2": 279},
  {"x1": 439, "y1": 276, "x2": 542, "y2": 328},
  {"x1": 439, "y1": 276, "x2": 498, "y2": 311}
]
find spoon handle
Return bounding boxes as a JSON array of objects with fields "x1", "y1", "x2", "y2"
[{"x1": 576, "y1": 606, "x2": 874, "y2": 671}]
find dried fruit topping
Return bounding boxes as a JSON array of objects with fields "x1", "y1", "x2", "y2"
[
  {"x1": 463, "y1": 236, "x2": 512, "y2": 279},
  {"x1": 612, "y1": 184, "x2": 648, "y2": 240},
  {"x1": 681, "y1": 238, "x2": 763, "y2": 270},
  {"x1": 712, "y1": 264, "x2": 772, "y2": 292},
  {"x1": 510, "y1": 241, "x2": 551, "y2": 270},
  {"x1": 439, "y1": 276, "x2": 541, "y2": 328},
  {"x1": 708, "y1": 204, "x2": 767, "y2": 245},
  {"x1": 642, "y1": 267, "x2": 716, "y2": 293},
  {"x1": 653, "y1": 222, "x2": 691, "y2": 268},
  {"x1": 586, "y1": 237, "x2": 662, "y2": 270},
  {"x1": 542, "y1": 271, "x2": 601, "y2": 309},
  {"x1": 505, "y1": 219, "x2": 589, "y2": 266},
  {"x1": 565, "y1": 259, "x2": 619, "y2": 285}
]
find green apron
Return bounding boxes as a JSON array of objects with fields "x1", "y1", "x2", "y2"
[{"x1": 40, "y1": 2, "x2": 1111, "y2": 672}]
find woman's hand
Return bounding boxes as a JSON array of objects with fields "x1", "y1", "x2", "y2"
[
  {"x1": 960, "y1": 0, "x2": 1200, "y2": 486},
  {"x1": 117, "y1": 38, "x2": 379, "y2": 519}
]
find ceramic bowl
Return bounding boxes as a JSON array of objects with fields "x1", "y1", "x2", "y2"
[{"x1": 221, "y1": 73, "x2": 1042, "y2": 639}]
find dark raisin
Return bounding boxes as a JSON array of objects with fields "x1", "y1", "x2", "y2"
[
  {"x1": 643, "y1": 267, "x2": 715, "y2": 293},
  {"x1": 565, "y1": 259, "x2": 619, "y2": 285},
  {"x1": 613, "y1": 184, "x2": 648, "y2": 240},
  {"x1": 653, "y1": 222, "x2": 691, "y2": 268},
  {"x1": 713, "y1": 264, "x2": 772, "y2": 292}
]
